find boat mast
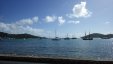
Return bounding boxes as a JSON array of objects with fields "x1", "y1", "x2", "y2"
[
  {"x1": 55, "y1": 29, "x2": 57, "y2": 38},
  {"x1": 89, "y1": 32, "x2": 90, "y2": 38},
  {"x1": 67, "y1": 33, "x2": 68, "y2": 37},
  {"x1": 85, "y1": 32, "x2": 86, "y2": 37},
  {"x1": 72, "y1": 35, "x2": 74, "y2": 38}
]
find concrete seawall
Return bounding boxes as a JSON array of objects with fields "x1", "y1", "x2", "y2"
[{"x1": 0, "y1": 55, "x2": 113, "y2": 64}]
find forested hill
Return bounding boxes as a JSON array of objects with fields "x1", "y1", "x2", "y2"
[{"x1": 0, "y1": 32, "x2": 43, "y2": 39}]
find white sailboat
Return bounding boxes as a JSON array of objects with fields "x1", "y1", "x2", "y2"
[
  {"x1": 71, "y1": 35, "x2": 77, "y2": 39},
  {"x1": 82, "y1": 32, "x2": 93, "y2": 40},
  {"x1": 52, "y1": 30, "x2": 60, "y2": 40},
  {"x1": 64, "y1": 33, "x2": 70, "y2": 40}
]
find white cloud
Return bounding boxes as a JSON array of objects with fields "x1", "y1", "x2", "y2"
[
  {"x1": 16, "y1": 19, "x2": 33, "y2": 26},
  {"x1": 0, "y1": 22, "x2": 44, "y2": 36},
  {"x1": 58, "y1": 16, "x2": 65, "y2": 25},
  {"x1": 105, "y1": 21, "x2": 110, "y2": 24},
  {"x1": 45, "y1": 16, "x2": 57, "y2": 22},
  {"x1": 67, "y1": 1, "x2": 92, "y2": 18},
  {"x1": 68, "y1": 20, "x2": 80, "y2": 24},
  {"x1": 32, "y1": 16, "x2": 39, "y2": 22},
  {"x1": 16, "y1": 16, "x2": 39, "y2": 26},
  {"x1": 25, "y1": 26, "x2": 44, "y2": 36},
  {"x1": 0, "y1": 16, "x2": 46, "y2": 36}
]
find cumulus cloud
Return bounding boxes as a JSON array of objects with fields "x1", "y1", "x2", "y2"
[
  {"x1": 0, "y1": 22, "x2": 44, "y2": 36},
  {"x1": 24, "y1": 26, "x2": 44, "y2": 36},
  {"x1": 58, "y1": 16, "x2": 65, "y2": 25},
  {"x1": 16, "y1": 19, "x2": 33, "y2": 26},
  {"x1": 44, "y1": 16, "x2": 57, "y2": 22},
  {"x1": 32, "y1": 16, "x2": 39, "y2": 22},
  {"x1": 16, "y1": 16, "x2": 39, "y2": 26},
  {"x1": 68, "y1": 20, "x2": 80, "y2": 24},
  {"x1": 67, "y1": 1, "x2": 92, "y2": 18},
  {"x1": 0, "y1": 16, "x2": 45, "y2": 36}
]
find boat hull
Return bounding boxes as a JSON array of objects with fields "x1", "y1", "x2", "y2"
[
  {"x1": 64, "y1": 38, "x2": 70, "y2": 40},
  {"x1": 51, "y1": 38, "x2": 61, "y2": 41},
  {"x1": 82, "y1": 38, "x2": 93, "y2": 40}
]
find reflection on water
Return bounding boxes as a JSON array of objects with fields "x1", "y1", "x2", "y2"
[{"x1": 0, "y1": 38, "x2": 113, "y2": 61}]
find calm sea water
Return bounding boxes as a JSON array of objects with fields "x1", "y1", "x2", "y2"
[{"x1": 0, "y1": 38, "x2": 113, "y2": 61}]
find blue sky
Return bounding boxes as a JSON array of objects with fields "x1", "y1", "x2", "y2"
[{"x1": 0, "y1": 0, "x2": 113, "y2": 38}]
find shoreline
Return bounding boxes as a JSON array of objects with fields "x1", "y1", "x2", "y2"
[{"x1": 0, "y1": 54, "x2": 113, "y2": 64}]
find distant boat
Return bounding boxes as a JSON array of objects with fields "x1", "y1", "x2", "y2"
[
  {"x1": 52, "y1": 37, "x2": 61, "y2": 40},
  {"x1": 71, "y1": 37, "x2": 77, "y2": 39},
  {"x1": 82, "y1": 32, "x2": 93, "y2": 40},
  {"x1": 64, "y1": 33, "x2": 70, "y2": 40},
  {"x1": 64, "y1": 37, "x2": 70, "y2": 40},
  {"x1": 52, "y1": 30, "x2": 60, "y2": 41},
  {"x1": 71, "y1": 35, "x2": 77, "y2": 39}
]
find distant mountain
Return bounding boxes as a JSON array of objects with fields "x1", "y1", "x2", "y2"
[
  {"x1": 106, "y1": 34, "x2": 113, "y2": 38},
  {"x1": 0, "y1": 32, "x2": 43, "y2": 39},
  {"x1": 81, "y1": 33, "x2": 113, "y2": 39}
]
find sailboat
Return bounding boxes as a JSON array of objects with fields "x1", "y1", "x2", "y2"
[
  {"x1": 64, "y1": 33, "x2": 70, "y2": 40},
  {"x1": 82, "y1": 32, "x2": 93, "y2": 40},
  {"x1": 71, "y1": 35, "x2": 77, "y2": 39},
  {"x1": 51, "y1": 30, "x2": 60, "y2": 40}
]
